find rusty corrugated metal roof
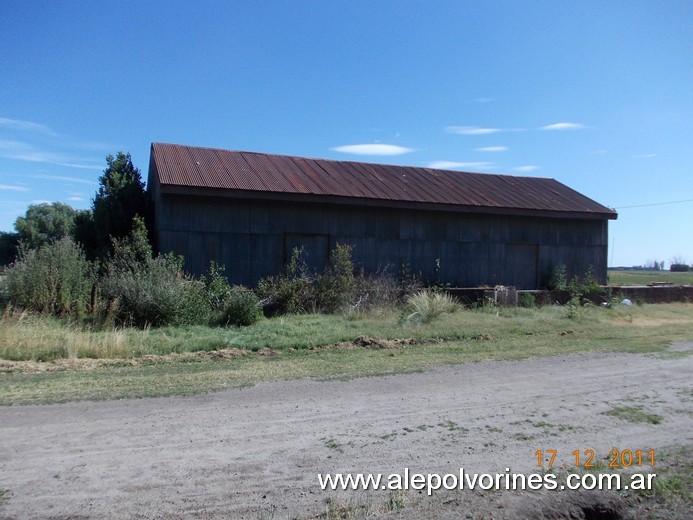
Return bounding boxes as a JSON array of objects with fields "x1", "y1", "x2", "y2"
[{"x1": 150, "y1": 142, "x2": 617, "y2": 219}]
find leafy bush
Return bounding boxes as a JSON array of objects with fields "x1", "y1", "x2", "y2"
[
  {"x1": 518, "y1": 292, "x2": 536, "y2": 308},
  {"x1": 219, "y1": 288, "x2": 262, "y2": 327},
  {"x1": 403, "y1": 289, "x2": 459, "y2": 324},
  {"x1": 548, "y1": 264, "x2": 568, "y2": 291},
  {"x1": 316, "y1": 243, "x2": 356, "y2": 313},
  {"x1": 4, "y1": 237, "x2": 93, "y2": 317},
  {"x1": 670, "y1": 263, "x2": 690, "y2": 272},
  {"x1": 100, "y1": 253, "x2": 212, "y2": 328},
  {"x1": 256, "y1": 247, "x2": 317, "y2": 315}
]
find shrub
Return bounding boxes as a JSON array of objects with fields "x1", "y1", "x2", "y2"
[
  {"x1": 219, "y1": 288, "x2": 262, "y2": 326},
  {"x1": 256, "y1": 247, "x2": 317, "y2": 315},
  {"x1": 316, "y1": 243, "x2": 356, "y2": 313},
  {"x1": 403, "y1": 289, "x2": 459, "y2": 324},
  {"x1": 4, "y1": 237, "x2": 93, "y2": 317},
  {"x1": 518, "y1": 292, "x2": 536, "y2": 308},
  {"x1": 100, "y1": 253, "x2": 212, "y2": 327},
  {"x1": 548, "y1": 264, "x2": 568, "y2": 291},
  {"x1": 670, "y1": 263, "x2": 690, "y2": 272},
  {"x1": 201, "y1": 262, "x2": 233, "y2": 311}
]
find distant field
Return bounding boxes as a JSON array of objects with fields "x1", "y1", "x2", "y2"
[{"x1": 608, "y1": 269, "x2": 693, "y2": 286}]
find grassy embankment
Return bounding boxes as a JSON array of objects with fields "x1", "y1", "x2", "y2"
[
  {"x1": 1, "y1": 303, "x2": 691, "y2": 405},
  {"x1": 608, "y1": 269, "x2": 693, "y2": 286}
]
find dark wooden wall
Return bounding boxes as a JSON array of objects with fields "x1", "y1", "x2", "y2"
[{"x1": 152, "y1": 193, "x2": 609, "y2": 289}]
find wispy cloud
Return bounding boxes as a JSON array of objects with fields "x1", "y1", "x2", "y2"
[
  {"x1": 540, "y1": 122, "x2": 585, "y2": 131},
  {"x1": 331, "y1": 144, "x2": 415, "y2": 156},
  {"x1": 0, "y1": 117, "x2": 57, "y2": 136},
  {"x1": 446, "y1": 126, "x2": 501, "y2": 135},
  {"x1": 514, "y1": 165, "x2": 540, "y2": 173},
  {"x1": 66, "y1": 196, "x2": 85, "y2": 202},
  {"x1": 428, "y1": 161, "x2": 495, "y2": 171},
  {"x1": 632, "y1": 153, "x2": 656, "y2": 158},
  {"x1": 446, "y1": 126, "x2": 524, "y2": 135},
  {"x1": 0, "y1": 184, "x2": 30, "y2": 192},
  {"x1": 475, "y1": 146, "x2": 507, "y2": 152},
  {"x1": 31, "y1": 174, "x2": 97, "y2": 185},
  {"x1": 0, "y1": 139, "x2": 102, "y2": 169},
  {"x1": 472, "y1": 97, "x2": 495, "y2": 103}
]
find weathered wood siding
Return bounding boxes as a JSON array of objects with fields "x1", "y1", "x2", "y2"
[{"x1": 152, "y1": 193, "x2": 609, "y2": 289}]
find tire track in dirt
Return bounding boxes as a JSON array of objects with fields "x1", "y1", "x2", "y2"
[{"x1": 1, "y1": 349, "x2": 691, "y2": 519}]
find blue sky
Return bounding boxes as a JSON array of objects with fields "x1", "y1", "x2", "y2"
[{"x1": 1, "y1": 1, "x2": 691, "y2": 267}]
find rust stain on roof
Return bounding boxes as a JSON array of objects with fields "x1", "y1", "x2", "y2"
[{"x1": 150, "y1": 143, "x2": 617, "y2": 219}]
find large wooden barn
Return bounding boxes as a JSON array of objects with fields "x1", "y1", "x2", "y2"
[{"x1": 147, "y1": 143, "x2": 617, "y2": 289}]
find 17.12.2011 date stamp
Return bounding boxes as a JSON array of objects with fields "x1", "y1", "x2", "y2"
[{"x1": 536, "y1": 449, "x2": 655, "y2": 469}]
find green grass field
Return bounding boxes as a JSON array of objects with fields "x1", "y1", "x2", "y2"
[
  {"x1": 2, "y1": 303, "x2": 691, "y2": 405},
  {"x1": 608, "y1": 269, "x2": 693, "y2": 286}
]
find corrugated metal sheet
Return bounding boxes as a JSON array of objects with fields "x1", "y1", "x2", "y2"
[{"x1": 150, "y1": 143, "x2": 617, "y2": 219}]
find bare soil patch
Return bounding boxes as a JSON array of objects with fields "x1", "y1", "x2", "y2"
[{"x1": 1, "y1": 349, "x2": 691, "y2": 519}]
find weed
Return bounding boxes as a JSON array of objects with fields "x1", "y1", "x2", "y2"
[
  {"x1": 604, "y1": 406, "x2": 663, "y2": 424},
  {"x1": 386, "y1": 490, "x2": 406, "y2": 511},
  {"x1": 0, "y1": 489, "x2": 8, "y2": 506},
  {"x1": 438, "y1": 420, "x2": 466, "y2": 432},
  {"x1": 513, "y1": 432, "x2": 535, "y2": 441},
  {"x1": 322, "y1": 437, "x2": 344, "y2": 454}
]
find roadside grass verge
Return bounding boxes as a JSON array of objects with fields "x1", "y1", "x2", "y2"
[{"x1": 1, "y1": 303, "x2": 691, "y2": 405}]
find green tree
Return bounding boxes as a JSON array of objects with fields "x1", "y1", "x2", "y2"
[
  {"x1": 14, "y1": 202, "x2": 76, "y2": 250},
  {"x1": 0, "y1": 231, "x2": 20, "y2": 265},
  {"x1": 92, "y1": 152, "x2": 148, "y2": 256},
  {"x1": 72, "y1": 209, "x2": 99, "y2": 260},
  {"x1": 109, "y1": 215, "x2": 153, "y2": 272}
]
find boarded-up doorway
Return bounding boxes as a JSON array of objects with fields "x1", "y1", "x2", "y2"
[{"x1": 504, "y1": 244, "x2": 539, "y2": 289}]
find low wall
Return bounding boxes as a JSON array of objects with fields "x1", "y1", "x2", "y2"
[
  {"x1": 607, "y1": 285, "x2": 693, "y2": 304},
  {"x1": 445, "y1": 285, "x2": 693, "y2": 306}
]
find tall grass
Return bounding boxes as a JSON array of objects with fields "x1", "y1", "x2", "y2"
[
  {"x1": 2, "y1": 302, "x2": 692, "y2": 363},
  {"x1": 403, "y1": 290, "x2": 459, "y2": 323}
]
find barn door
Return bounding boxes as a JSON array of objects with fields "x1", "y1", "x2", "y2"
[
  {"x1": 284, "y1": 234, "x2": 330, "y2": 274},
  {"x1": 505, "y1": 244, "x2": 539, "y2": 289}
]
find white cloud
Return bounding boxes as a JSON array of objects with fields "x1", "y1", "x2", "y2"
[
  {"x1": 31, "y1": 174, "x2": 96, "y2": 185},
  {"x1": 67, "y1": 196, "x2": 85, "y2": 202},
  {"x1": 514, "y1": 165, "x2": 540, "y2": 172},
  {"x1": 331, "y1": 144, "x2": 415, "y2": 156},
  {"x1": 446, "y1": 126, "x2": 501, "y2": 135},
  {"x1": 428, "y1": 161, "x2": 495, "y2": 171},
  {"x1": 30, "y1": 199, "x2": 52, "y2": 205},
  {"x1": 540, "y1": 122, "x2": 585, "y2": 131},
  {"x1": 0, "y1": 117, "x2": 57, "y2": 135},
  {"x1": 472, "y1": 97, "x2": 495, "y2": 103},
  {"x1": 632, "y1": 153, "x2": 656, "y2": 158},
  {"x1": 475, "y1": 146, "x2": 507, "y2": 152},
  {"x1": 0, "y1": 139, "x2": 102, "y2": 169},
  {"x1": 0, "y1": 184, "x2": 30, "y2": 192}
]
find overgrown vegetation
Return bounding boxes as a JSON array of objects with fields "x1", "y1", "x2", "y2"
[
  {"x1": 1, "y1": 302, "x2": 691, "y2": 404},
  {"x1": 4, "y1": 237, "x2": 93, "y2": 317}
]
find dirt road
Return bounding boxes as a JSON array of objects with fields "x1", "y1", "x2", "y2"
[{"x1": 1, "y1": 346, "x2": 691, "y2": 519}]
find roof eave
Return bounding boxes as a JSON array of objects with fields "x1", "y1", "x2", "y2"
[{"x1": 156, "y1": 184, "x2": 618, "y2": 220}]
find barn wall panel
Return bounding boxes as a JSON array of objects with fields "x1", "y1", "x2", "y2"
[{"x1": 155, "y1": 194, "x2": 610, "y2": 289}]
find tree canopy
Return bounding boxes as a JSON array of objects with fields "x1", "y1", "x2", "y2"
[
  {"x1": 14, "y1": 202, "x2": 76, "y2": 250},
  {"x1": 91, "y1": 151, "x2": 148, "y2": 256}
]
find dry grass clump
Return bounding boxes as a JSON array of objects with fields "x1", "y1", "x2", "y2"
[{"x1": 404, "y1": 290, "x2": 459, "y2": 324}]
